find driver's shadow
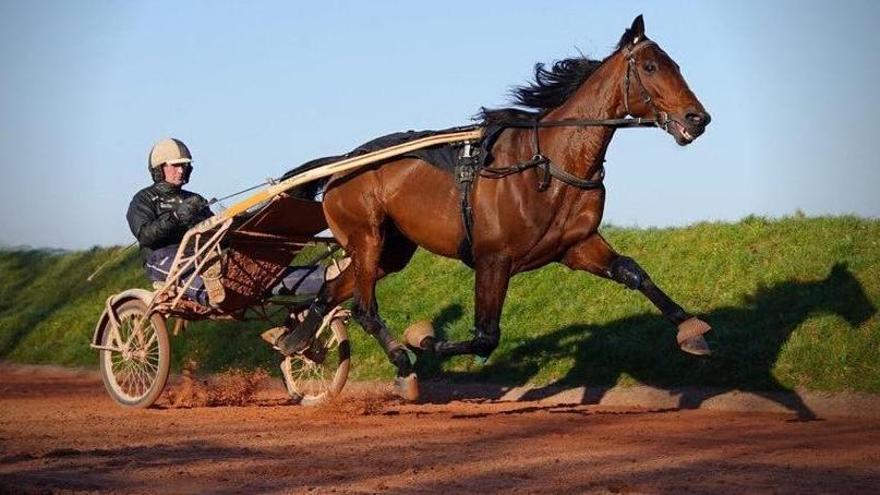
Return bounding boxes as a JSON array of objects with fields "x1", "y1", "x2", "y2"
[{"x1": 421, "y1": 263, "x2": 875, "y2": 420}]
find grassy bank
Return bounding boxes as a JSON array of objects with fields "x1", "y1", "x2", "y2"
[{"x1": 1, "y1": 215, "x2": 878, "y2": 393}]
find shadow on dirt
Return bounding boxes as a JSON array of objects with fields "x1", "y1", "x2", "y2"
[
  {"x1": 416, "y1": 263, "x2": 876, "y2": 419},
  {"x1": 4, "y1": 424, "x2": 878, "y2": 494}
]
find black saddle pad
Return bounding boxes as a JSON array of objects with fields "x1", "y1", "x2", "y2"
[{"x1": 281, "y1": 123, "x2": 502, "y2": 182}]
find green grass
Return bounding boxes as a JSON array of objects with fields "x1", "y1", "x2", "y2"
[{"x1": 1, "y1": 215, "x2": 878, "y2": 393}]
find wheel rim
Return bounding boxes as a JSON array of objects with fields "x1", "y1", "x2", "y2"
[
  {"x1": 101, "y1": 307, "x2": 162, "y2": 402},
  {"x1": 282, "y1": 318, "x2": 347, "y2": 405}
]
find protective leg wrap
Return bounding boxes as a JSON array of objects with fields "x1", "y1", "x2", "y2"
[
  {"x1": 388, "y1": 347, "x2": 414, "y2": 377},
  {"x1": 471, "y1": 329, "x2": 500, "y2": 359},
  {"x1": 609, "y1": 256, "x2": 650, "y2": 290},
  {"x1": 275, "y1": 298, "x2": 330, "y2": 356},
  {"x1": 354, "y1": 309, "x2": 412, "y2": 376}
]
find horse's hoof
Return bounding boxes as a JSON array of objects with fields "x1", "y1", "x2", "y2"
[
  {"x1": 393, "y1": 373, "x2": 420, "y2": 402},
  {"x1": 680, "y1": 335, "x2": 712, "y2": 356},
  {"x1": 677, "y1": 317, "x2": 711, "y2": 356},
  {"x1": 403, "y1": 320, "x2": 435, "y2": 350}
]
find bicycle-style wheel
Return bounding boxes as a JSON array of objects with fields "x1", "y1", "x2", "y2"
[
  {"x1": 280, "y1": 311, "x2": 350, "y2": 406},
  {"x1": 98, "y1": 298, "x2": 170, "y2": 408}
]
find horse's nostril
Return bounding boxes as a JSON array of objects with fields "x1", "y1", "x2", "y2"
[{"x1": 686, "y1": 112, "x2": 711, "y2": 127}]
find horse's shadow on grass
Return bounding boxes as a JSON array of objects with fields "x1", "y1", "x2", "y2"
[{"x1": 419, "y1": 263, "x2": 875, "y2": 419}]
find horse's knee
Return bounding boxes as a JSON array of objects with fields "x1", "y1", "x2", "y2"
[
  {"x1": 608, "y1": 256, "x2": 651, "y2": 290},
  {"x1": 471, "y1": 328, "x2": 500, "y2": 358}
]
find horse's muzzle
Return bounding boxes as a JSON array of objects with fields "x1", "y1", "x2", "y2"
[{"x1": 670, "y1": 111, "x2": 710, "y2": 146}]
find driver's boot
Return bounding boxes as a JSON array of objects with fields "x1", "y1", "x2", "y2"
[{"x1": 273, "y1": 299, "x2": 330, "y2": 356}]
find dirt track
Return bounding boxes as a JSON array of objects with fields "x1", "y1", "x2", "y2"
[{"x1": 1, "y1": 366, "x2": 879, "y2": 494}]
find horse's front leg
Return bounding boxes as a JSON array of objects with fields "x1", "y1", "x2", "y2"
[
  {"x1": 409, "y1": 256, "x2": 511, "y2": 359},
  {"x1": 563, "y1": 233, "x2": 711, "y2": 355}
]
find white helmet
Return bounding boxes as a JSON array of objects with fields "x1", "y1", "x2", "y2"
[{"x1": 148, "y1": 138, "x2": 193, "y2": 183}]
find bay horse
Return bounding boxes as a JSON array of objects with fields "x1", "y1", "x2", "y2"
[{"x1": 288, "y1": 15, "x2": 712, "y2": 393}]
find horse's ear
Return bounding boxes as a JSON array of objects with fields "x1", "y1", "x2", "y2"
[
  {"x1": 630, "y1": 15, "x2": 645, "y2": 44},
  {"x1": 618, "y1": 14, "x2": 647, "y2": 48}
]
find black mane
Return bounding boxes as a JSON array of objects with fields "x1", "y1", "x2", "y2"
[{"x1": 479, "y1": 56, "x2": 604, "y2": 126}]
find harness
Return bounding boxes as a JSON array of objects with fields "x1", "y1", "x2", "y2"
[{"x1": 456, "y1": 39, "x2": 671, "y2": 265}]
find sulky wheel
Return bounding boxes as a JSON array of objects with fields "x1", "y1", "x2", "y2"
[
  {"x1": 98, "y1": 298, "x2": 170, "y2": 408},
  {"x1": 280, "y1": 308, "x2": 351, "y2": 406}
]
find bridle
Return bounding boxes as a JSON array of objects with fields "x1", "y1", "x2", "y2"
[
  {"x1": 480, "y1": 39, "x2": 679, "y2": 191},
  {"x1": 621, "y1": 40, "x2": 672, "y2": 131},
  {"x1": 500, "y1": 39, "x2": 671, "y2": 131}
]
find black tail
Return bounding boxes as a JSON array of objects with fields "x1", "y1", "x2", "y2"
[
  {"x1": 282, "y1": 155, "x2": 342, "y2": 201},
  {"x1": 290, "y1": 175, "x2": 332, "y2": 201}
]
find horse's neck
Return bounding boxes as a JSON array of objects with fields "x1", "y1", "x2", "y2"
[{"x1": 535, "y1": 58, "x2": 627, "y2": 180}]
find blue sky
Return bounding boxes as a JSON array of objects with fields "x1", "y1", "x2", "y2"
[{"x1": 1, "y1": 1, "x2": 878, "y2": 249}]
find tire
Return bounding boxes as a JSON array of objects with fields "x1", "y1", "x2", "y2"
[
  {"x1": 98, "y1": 298, "x2": 170, "y2": 408},
  {"x1": 280, "y1": 311, "x2": 350, "y2": 406}
]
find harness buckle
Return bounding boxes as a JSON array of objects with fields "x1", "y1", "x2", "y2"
[
  {"x1": 535, "y1": 156, "x2": 551, "y2": 191},
  {"x1": 456, "y1": 163, "x2": 476, "y2": 184},
  {"x1": 461, "y1": 141, "x2": 474, "y2": 159}
]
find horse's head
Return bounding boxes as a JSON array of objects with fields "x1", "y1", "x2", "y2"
[{"x1": 616, "y1": 15, "x2": 711, "y2": 146}]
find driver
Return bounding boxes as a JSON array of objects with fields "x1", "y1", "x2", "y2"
[
  {"x1": 126, "y1": 138, "x2": 217, "y2": 305},
  {"x1": 127, "y1": 137, "x2": 348, "y2": 355}
]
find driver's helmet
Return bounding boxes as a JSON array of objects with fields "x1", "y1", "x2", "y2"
[{"x1": 148, "y1": 138, "x2": 193, "y2": 183}]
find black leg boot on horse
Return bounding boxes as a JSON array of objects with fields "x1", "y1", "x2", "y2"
[
  {"x1": 353, "y1": 299, "x2": 419, "y2": 401},
  {"x1": 563, "y1": 233, "x2": 712, "y2": 355},
  {"x1": 317, "y1": 212, "x2": 420, "y2": 400},
  {"x1": 274, "y1": 295, "x2": 332, "y2": 356},
  {"x1": 266, "y1": 259, "x2": 354, "y2": 356}
]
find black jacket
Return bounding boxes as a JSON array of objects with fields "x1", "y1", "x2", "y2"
[{"x1": 126, "y1": 182, "x2": 211, "y2": 259}]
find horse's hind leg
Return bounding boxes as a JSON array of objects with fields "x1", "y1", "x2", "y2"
[
  {"x1": 320, "y1": 232, "x2": 415, "y2": 307},
  {"x1": 347, "y1": 228, "x2": 418, "y2": 383},
  {"x1": 274, "y1": 229, "x2": 414, "y2": 357},
  {"x1": 562, "y1": 233, "x2": 712, "y2": 355}
]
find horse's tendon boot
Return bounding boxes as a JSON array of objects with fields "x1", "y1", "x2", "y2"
[
  {"x1": 609, "y1": 256, "x2": 648, "y2": 290},
  {"x1": 275, "y1": 299, "x2": 329, "y2": 356},
  {"x1": 471, "y1": 328, "x2": 500, "y2": 358}
]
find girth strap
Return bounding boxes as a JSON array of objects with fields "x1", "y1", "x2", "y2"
[
  {"x1": 455, "y1": 153, "x2": 604, "y2": 267},
  {"x1": 454, "y1": 146, "x2": 481, "y2": 267}
]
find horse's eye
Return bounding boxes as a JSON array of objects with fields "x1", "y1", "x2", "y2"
[{"x1": 643, "y1": 61, "x2": 657, "y2": 73}]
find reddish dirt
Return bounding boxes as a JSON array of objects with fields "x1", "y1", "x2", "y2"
[{"x1": 1, "y1": 365, "x2": 879, "y2": 494}]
